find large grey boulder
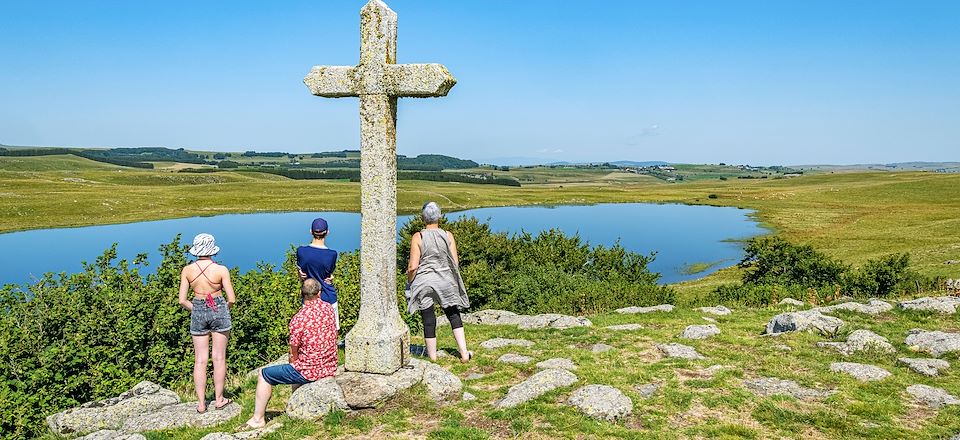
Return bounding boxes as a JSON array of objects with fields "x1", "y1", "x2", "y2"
[
  {"x1": 334, "y1": 360, "x2": 425, "y2": 409},
  {"x1": 898, "y1": 358, "x2": 950, "y2": 377},
  {"x1": 906, "y1": 384, "x2": 960, "y2": 409},
  {"x1": 764, "y1": 310, "x2": 844, "y2": 335},
  {"x1": 516, "y1": 313, "x2": 592, "y2": 330},
  {"x1": 495, "y1": 369, "x2": 578, "y2": 409},
  {"x1": 46, "y1": 381, "x2": 181, "y2": 436},
  {"x1": 778, "y1": 298, "x2": 805, "y2": 307},
  {"x1": 817, "y1": 329, "x2": 896, "y2": 356},
  {"x1": 698, "y1": 305, "x2": 731, "y2": 316},
  {"x1": 536, "y1": 358, "x2": 577, "y2": 371},
  {"x1": 815, "y1": 299, "x2": 893, "y2": 316},
  {"x1": 78, "y1": 431, "x2": 146, "y2": 440},
  {"x1": 286, "y1": 377, "x2": 350, "y2": 419},
  {"x1": 498, "y1": 353, "x2": 533, "y2": 364},
  {"x1": 421, "y1": 362, "x2": 463, "y2": 402},
  {"x1": 480, "y1": 338, "x2": 534, "y2": 349},
  {"x1": 567, "y1": 385, "x2": 633, "y2": 421},
  {"x1": 458, "y1": 309, "x2": 520, "y2": 326},
  {"x1": 904, "y1": 330, "x2": 960, "y2": 357},
  {"x1": 742, "y1": 377, "x2": 835, "y2": 400},
  {"x1": 898, "y1": 297, "x2": 960, "y2": 314},
  {"x1": 121, "y1": 401, "x2": 241, "y2": 432},
  {"x1": 616, "y1": 304, "x2": 674, "y2": 314},
  {"x1": 830, "y1": 362, "x2": 891, "y2": 382},
  {"x1": 605, "y1": 323, "x2": 644, "y2": 331},
  {"x1": 680, "y1": 324, "x2": 721, "y2": 340},
  {"x1": 656, "y1": 343, "x2": 705, "y2": 360}
]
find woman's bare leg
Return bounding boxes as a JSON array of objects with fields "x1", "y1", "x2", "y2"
[
  {"x1": 211, "y1": 331, "x2": 230, "y2": 406},
  {"x1": 452, "y1": 327, "x2": 469, "y2": 362},
  {"x1": 425, "y1": 337, "x2": 438, "y2": 362},
  {"x1": 191, "y1": 334, "x2": 210, "y2": 411}
]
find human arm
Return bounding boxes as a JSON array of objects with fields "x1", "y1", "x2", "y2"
[
  {"x1": 406, "y1": 232, "x2": 422, "y2": 283},
  {"x1": 289, "y1": 344, "x2": 300, "y2": 364},
  {"x1": 447, "y1": 231, "x2": 460, "y2": 265},
  {"x1": 178, "y1": 269, "x2": 193, "y2": 311},
  {"x1": 220, "y1": 266, "x2": 236, "y2": 308}
]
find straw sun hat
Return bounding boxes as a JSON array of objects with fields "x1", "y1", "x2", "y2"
[{"x1": 189, "y1": 233, "x2": 220, "y2": 257}]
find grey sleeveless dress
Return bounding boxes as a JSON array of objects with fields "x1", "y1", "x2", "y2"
[{"x1": 405, "y1": 228, "x2": 470, "y2": 314}]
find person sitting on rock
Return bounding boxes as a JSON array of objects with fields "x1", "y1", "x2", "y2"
[
  {"x1": 244, "y1": 278, "x2": 338, "y2": 429},
  {"x1": 405, "y1": 201, "x2": 472, "y2": 362}
]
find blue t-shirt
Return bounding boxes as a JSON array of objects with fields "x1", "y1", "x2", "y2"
[{"x1": 296, "y1": 246, "x2": 338, "y2": 304}]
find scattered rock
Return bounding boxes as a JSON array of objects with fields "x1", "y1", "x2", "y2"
[
  {"x1": 778, "y1": 298, "x2": 805, "y2": 307},
  {"x1": 817, "y1": 329, "x2": 896, "y2": 356},
  {"x1": 201, "y1": 423, "x2": 283, "y2": 440},
  {"x1": 498, "y1": 354, "x2": 533, "y2": 364},
  {"x1": 816, "y1": 299, "x2": 893, "y2": 316},
  {"x1": 947, "y1": 279, "x2": 960, "y2": 290},
  {"x1": 615, "y1": 304, "x2": 674, "y2": 314},
  {"x1": 830, "y1": 362, "x2": 891, "y2": 382},
  {"x1": 46, "y1": 381, "x2": 181, "y2": 436},
  {"x1": 898, "y1": 358, "x2": 950, "y2": 377},
  {"x1": 78, "y1": 431, "x2": 146, "y2": 440},
  {"x1": 462, "y1": 392, "x2": 476, "y2": 401},
  {"x1": 605, "y1": 324, "x2": 644, "y2": 331},
  {"x1": 496, "y1": 369, "x2": 578, "y2": 409},
  {"x1": 333, "y1": 361, "x2": 424, "y2": 409},
  {"x1": 636, "y1": 382, "x2": 663, "y2": 399},
  {"x1": 945, "y1": 260, "x2": 960, "y2": 265},
  {"x1": 905, "y1": 329, "x2": 960, "y2": 357},
  {"x1": 200, "y1": 434, "x2": 236, "y2": 440},
  {"x1": 446, "y1": 309, "x2": 592, "y2": 329},
  {"x1": 422, "y1": 362, "x2": 464, "y2": 402},
  {"x1": 764, "y1": 310, "x2": 844, "y2": 335},
  {"x1": 905, "y1": 384, "x2": 960, "y2": 409},
  {"x1": 480, "y1": 338, "x2": 534, "y2": 349},
  {"x1": 898, "y1": 297, "x2": 960, "y2": 314},
  {"x1": 698, "y1": 305, "x2": 731, "y2": 316},
  {"x1": 464, "y1": 372, "x2": 486, "y2": 380},
  {"x1": 701, "y1": 316, "x2": 717, "y2": 323},
  {"x1": 773, "y1": 344, "x2": 792, "y2": 351},
  {"x1": 535, "y1": 358, "x2": 577, "y2": 371},
  {"x1": 591, "y1": 343, "x2": 614, "y2": 353},
  {"x1": 742, "y1": 377, "x2": 835, "y2": 400},
  {"x1": 656, "y1": 343, "x2": 705, "y2": 360},
  {"x1": 567, "y1": 385, "x2": 633, "y2": 421},
  {"x1": 457, "y1": 309, "x2": 520, "y2": 326},
  {"x1": 120, "y1": 401, "x2": 241, "y2": 432},
  {"x1": 680, "y1": 324, "x2": 721, "y2": 340}
]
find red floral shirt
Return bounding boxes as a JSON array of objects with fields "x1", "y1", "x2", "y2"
[{"x1": 289, "y1": 299, "x2": 338, "y2": 381}]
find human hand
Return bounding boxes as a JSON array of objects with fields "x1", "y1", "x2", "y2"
[{"x1": 324, "y1": 275, "x2": 334, "y2": 284}]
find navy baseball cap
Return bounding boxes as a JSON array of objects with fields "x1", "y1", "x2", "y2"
[{"x1": 311, "y1": 218, "x2": 328, "y2": 232}]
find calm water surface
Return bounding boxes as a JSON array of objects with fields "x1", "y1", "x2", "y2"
[{"x1": 0, "y1": 203, "x2": 766, "y2": 286}]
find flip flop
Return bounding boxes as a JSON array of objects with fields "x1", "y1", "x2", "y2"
[
  {"x1": 196, "y1": 406, "x2": 207, "y2": 414},
  {"x1": 214, "y1": 398, "x2": 232, "y2": 410}
]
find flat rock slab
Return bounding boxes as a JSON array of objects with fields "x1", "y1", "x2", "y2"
[
  {"x1": 656, "y1": 343, "x2": 705, "y2": 360},
  {"x1": 445, "y1": 309, "x2": 592, "y2": 329},
  {"x1": 898, "y1": 358, "x2": 950, "y2": 377},
  {"x1": 496, "y1": 368, "x2": 578, "y2": 409},
  {"x1": 778, "y1": 298, "x2": 805, "y2": 307},
  {"x1": 121, "y1": 401, "x2": 241, "y2": 432},
  {"x1": 815, "y1": 299, "x2": 893, "y2": 316},
  {"x1": 701, "y1": 316, "x2": 717, "y2": 323},
  {"x1": 616, "y1": 304, "x2": 674, "y2": 314},
  {"x1": 765, "y1": 310, "x2": 844, "y2": 335},
  {"x1": 830, "y1": 362, "x2": 891, "y2": 381},
  {"x1": 906, "y1": 384, "x2": 960, "y2": 409},
  {"x1": 898, "y1": 297, "x2": 960, "y2": 314},
  {"x1": 817, "y1": 329, "x2": 896, "y2": 356},
  {"x1": 681, "y1": 324, "x2": 721, "y2": 340},
  {"x1": 498, "y1": 353, "x2": 533, "y2": 364},
  {"x1": 636, "y1": 382, "x2": 663, "y2": 399},
  {"x1": 480, "y1": 338, "x2": 534, "y2": 349},
  {"x1": 78, "y1": 431, "x2": 147, "y2": 440},
  {"x1": 201, "y1": 423, "x2": 283, "y2": 440},
  {"x1": 743, "y1": 377, "x2": 835, "y2": 400},
  {"x1": 905, "y1": 329, "x2": 960, "y2": 357},
  {"x1": 591, "y1": 343, "x2": 614, "y2": 353},
  {"x1": 605, "y1": 324, "x2": 644, "y2": 331},
  {"x1": 698, "y1": 305, "x2": 732, "y2": 316},
  {"x1": 536, "y1": 357, "x2": 577, "y2": 371},
  {"x1": 567, "y1": 385, "x2": 633, "y2": 421},
  {"x1": 47, "y1": 381, "x2": 181, "y2": 436}
]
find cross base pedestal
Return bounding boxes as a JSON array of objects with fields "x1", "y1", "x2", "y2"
[{"x1": 344, "y1": 319, "x2": 410, "y2": 375}]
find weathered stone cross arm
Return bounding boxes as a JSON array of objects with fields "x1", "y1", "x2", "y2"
[{"x1": 305, "y1": 64, "x2": 455, "y2": 98}]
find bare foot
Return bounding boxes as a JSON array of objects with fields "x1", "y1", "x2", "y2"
[{"x1": 460, "y1": 351, "x2": 473, "y2": 363}]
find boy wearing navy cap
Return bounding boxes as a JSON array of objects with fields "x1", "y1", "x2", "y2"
[{"x1": 296, "y1": 218, "x2": 340, "y2": 330}]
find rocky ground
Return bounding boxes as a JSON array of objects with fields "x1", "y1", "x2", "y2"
[{"x1": 44, "y1": 296, "x2": 960, "y2": 439}]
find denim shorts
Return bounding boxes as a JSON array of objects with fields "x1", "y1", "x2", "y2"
[
  {"x1": 189, "y1": 296, "x2": 232, "y2": 336},
  {"x1": 261, "y1": 364, "x2": 312, "y2": 386}
]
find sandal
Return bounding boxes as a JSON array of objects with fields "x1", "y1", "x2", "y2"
[
  {"x1": 214, "y1": 398, "x2": 232, "y2": 410},
  {"x1": 196, "y1": 405, "x2": 207, "y2": 414}
]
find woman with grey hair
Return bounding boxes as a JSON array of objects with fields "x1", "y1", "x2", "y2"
[{"x1": 405, "y1": 201, "x2": 472, "y2": 362}]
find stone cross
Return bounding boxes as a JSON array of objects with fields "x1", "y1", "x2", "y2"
[{"x1": 303, "y1": 0, "x2": 456, "y2": 375}]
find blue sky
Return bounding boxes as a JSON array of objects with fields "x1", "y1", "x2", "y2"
[{"x1": 1, "y1": 1, "x2": 958, "y2": 165}]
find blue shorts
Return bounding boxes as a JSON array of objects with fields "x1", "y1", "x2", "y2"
[{"x1": 260, "y1": 364, "x2": 311, "y2": 386}]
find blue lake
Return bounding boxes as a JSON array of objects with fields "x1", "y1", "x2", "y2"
[{"x1": 0, "y1": 203, "x2": 766, "y2": 286}]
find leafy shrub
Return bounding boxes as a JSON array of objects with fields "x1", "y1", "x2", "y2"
[{"x1": 739, "y1": 236, "x2": 847, "y2": 288}]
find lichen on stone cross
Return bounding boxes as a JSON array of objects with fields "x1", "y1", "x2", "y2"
[{"x1": 302, "y1": 0, "x2": 456, "y2": 375}]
